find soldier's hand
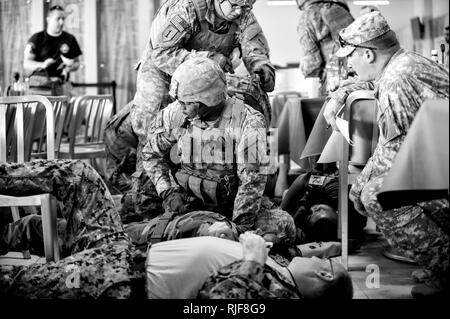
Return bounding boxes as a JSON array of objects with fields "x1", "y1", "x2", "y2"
[
  {"x1": 207, "y1": 52, "x2": 234, "y2": 74},
  {"x1": 207, "y1": 221, "x2": 238, "y2": 241},
  {"x1": 42, "y1": 58, "x2": 56, "y2": 69},
  {"x1": 240, "y1": 232, "x2": 270, "y2": 265},
  {"x1": 254, "y1": 64, "x2": 275, "y2": 92},
  {"x1": 323, "y1": 97, "x2": 341, "y2": 131},
  {"x1": 161, "y1": 188, "x2": 187, "y2": 214}
]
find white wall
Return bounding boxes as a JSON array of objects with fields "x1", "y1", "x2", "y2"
[{"x1": 252, "y1": 0, "x2": 448, "y2": 66}]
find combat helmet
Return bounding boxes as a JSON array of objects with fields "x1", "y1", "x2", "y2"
[{"x1": 169, "y1": 57, "x2": 227, "y2": 107}]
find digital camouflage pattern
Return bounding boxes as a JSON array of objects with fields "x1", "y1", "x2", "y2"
[
  {"x1": 348, "y1": 49, "x2": 449, "y2": 286},
  {"x1": 336, "y1": 11, "x2": 390, "y2": 58},
  {"x1": 125, "y1": 210, "x2": 239, "y2": 246},
  {"x1": 142, "y1": 97, "x2": 295, "y2": 242},
  {"x1": 132, "y1": 0, "x2": 274, "y2": 142},
  {"x1": 198, "y1": 260, "x2": 301, "y2": 299},
  {"x1": 297, "y1": 0, "x2": 354, "y2": 79},
  {"x1": 0, "y1": 159, "x2": 136, "y2": 298}
]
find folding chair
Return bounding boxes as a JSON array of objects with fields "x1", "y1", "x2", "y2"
[
  {"x1": 0, "y1": 95, "x2": 60, "y2": 262},
  {"x1": 58, "y1": 94, "x2": 113, "y2": 175},
  {"x1": 337, "y1": 90, "x2": 378, "y2": 270}
]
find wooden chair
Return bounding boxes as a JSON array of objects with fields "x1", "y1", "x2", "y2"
[
  {"x1": 58, "y1": 94, "x2": 113, "y2": 175},
  {"x1": 0, "y1": 95, "x2": 60, "y2": 262},
  {"x1": 337, "y1": 90, "x2": 378, "y2": 270}
]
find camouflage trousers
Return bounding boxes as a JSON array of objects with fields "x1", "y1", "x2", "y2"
[
  {"x1": 0, "y1": 160, "x2": 136, "y2": 298},
  {"x1": 358, "y1": 176, "x2": 449, "y2": 287}
]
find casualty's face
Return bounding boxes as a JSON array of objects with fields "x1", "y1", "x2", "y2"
[
  {"x1": 215, "y1": 0, "x2": 252, "y2": 22},
  {"x1": 47, "y1": 10, "x2": 66, "y2": 35}
]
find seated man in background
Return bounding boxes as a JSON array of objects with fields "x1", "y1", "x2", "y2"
[
  {"x1": 23, "y1": 5, "x2": 82, "y2": 96},
  {"x1": 145, "y1": 232, "x2": 353, "y2": 299},
  {"x1": 324, "y1": 11, "x2": 449, "y2": 298}
]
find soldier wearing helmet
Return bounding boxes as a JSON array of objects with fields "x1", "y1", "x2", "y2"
[
  {"x1": 142, "y1": 57, "x2": 295, "y2": 245},
  {"x1": 104, "y1": 0, "x2": 275, "y2": 221}
]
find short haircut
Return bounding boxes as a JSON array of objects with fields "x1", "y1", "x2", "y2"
[
  {"x1": 48, "y1": 5, "x2": 64, "y2": 16},
  {"x1": 320, "y1": 268, "x2": 354, "y2": 299}
]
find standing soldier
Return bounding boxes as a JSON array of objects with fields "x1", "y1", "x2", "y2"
[
  {"x1": 296, "y1": 0, "x2": 354, "y2": 93},
  {"x1": 105, "y1": 0, "x2": 275, "y2": 220},
  {"x1": 142, "y1": 57, "x2": 295, "y2": 246}
]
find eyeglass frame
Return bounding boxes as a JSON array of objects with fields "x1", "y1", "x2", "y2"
[
  {"x1": 338, "y1": 35, "x2": 378, "y2": 51},
  {"x1": 328, "y1": 258, "x2": 335, "y2": 278}
]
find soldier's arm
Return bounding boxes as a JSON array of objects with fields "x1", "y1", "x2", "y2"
[
  {"x1": 149, "y1": 0, "x2": 211, "y2": 75},
  {"x1": 297, "y1": 10, "x2": 323, "y2": 78},
  {"x1": 238, "y1": 12, "x2": 274, "y2": 74},
  {"x1": 233, "y1": 110, "x2": 268, "y2": 233},
  {"x1": 142, "y1": 104, "x2": 181, "y2": 196}
]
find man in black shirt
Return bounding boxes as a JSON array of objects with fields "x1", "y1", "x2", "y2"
[{"x1": 23, "y1": 5, "x2": 82, "y2": 95}]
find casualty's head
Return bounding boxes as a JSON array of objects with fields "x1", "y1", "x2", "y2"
[
  {"x1": 213, "y1": 0, "x2": 255, "y2": 21},
  {"x1": 287, "y1": 256, "x2": 353, "y2": 299},
  {"x1": 335, "y1": 11, "x2": 400, "y2": 81},
  {"x1": 169, "y1": 57, "x2": 227, "y2": 119},
  {"x1": 46, "y1": 5, "x2": 66, "y2": 36}
]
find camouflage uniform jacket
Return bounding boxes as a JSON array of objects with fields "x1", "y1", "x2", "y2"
[
  {"x1": 349, "y1": 49, "x2": 450, "y2": 210},
  {"x1": 142, "y1": 97, "x2": 270, "y2": 231},
  {"x1": 297, "y1": 0, "x2": 354, "y2": 78},
  {"x1": 198, "y1": 260, "x2": 301, "y2": 298},
  {"x1": 138, "y1": 0, "x2": 273, "y2": 79}
]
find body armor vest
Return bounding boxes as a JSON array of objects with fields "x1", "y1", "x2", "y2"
[
  {"x1": 175, "y1": 97, "x2": 246, "y2": 217},
  {"x1": 184, "y1": 0, "x2": 238, "y2": 57}
]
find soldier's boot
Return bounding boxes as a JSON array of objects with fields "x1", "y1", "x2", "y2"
[{"x1": 412, "y1": 269, "x2": 432, "y2": 283}]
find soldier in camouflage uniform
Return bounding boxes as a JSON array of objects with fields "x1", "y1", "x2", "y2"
[
  {"x1": 104, "y1": 0, "x2": 275, "y2": 221},
  {"x1": 296, "y1": 0, "x2": 354, "y2": 93},
  {"x1": 0, "y1": 159, "x2": 136, "y2": 298},
  {"x1": 198, "y1": 232, "x2": 353, "y2": 299},
  {"x1": 324, "y1": 12, "x2": 450, "y2": 298},
  {"x1": 143, "y1": 57, "x2": 296, "y2": 247}
]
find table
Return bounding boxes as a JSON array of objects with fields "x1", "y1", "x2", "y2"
[
  {"x1": 377, "y1": 99, "x2": 449, "y2": 210},
  {"x1": 276, "y1": 97, "x2": 326, "y2": 171}
]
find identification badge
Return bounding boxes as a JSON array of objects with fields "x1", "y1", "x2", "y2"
[{"x1": 309, "y1": 175, "x2": 325, "y2": 186}]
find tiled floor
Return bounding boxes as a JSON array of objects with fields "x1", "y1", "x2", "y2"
[
  {"x1": 342, "y1": 234, "x2": 420, "y2": 299},
  {"x1": 1, "y1": 232, "x2": 421, "y2": 299}
]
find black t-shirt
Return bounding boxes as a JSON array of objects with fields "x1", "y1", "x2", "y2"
[{"x1": 27, "y1": 30, "x2": 82, "y2": 79}]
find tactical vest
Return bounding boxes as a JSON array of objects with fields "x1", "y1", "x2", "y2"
[
  {"x1": 184, "y1": 0, "x2": 238, "y2": 57},
  {"x1": 226, "y1": 73, "x2": 272, "y2": 126},
  {"x1": 175, "y1": 97, "x2": 247, "y2": 217}
]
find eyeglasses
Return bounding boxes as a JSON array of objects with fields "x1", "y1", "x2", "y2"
[
  {"x1": 338, "y1": 35, "x2": 378, "y2": 51},
  {"x1": 328, "y1": 258, "x2": 335, "y2": 278}
]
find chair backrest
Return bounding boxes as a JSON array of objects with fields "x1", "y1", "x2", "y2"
[
  {"x1": 0, "y1": 95, "x2": 55, "y2": 163},
  {"x1": 345, "y1": 91, "x2": 378, "y2": 166},
  {"x1": 29, "y1": 96, "x2": 70, "y2": 159},
  {"x1": 67, "y1": 94, "x2": 113, "y2": 155}
]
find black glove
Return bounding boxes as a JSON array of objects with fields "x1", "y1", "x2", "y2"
[
  {"x1": 161, "y1": 188, "x2": 187, "y2": 214},
  {"x1": 254, "y1": 64, "x2": 275, "y2": 92},
  {"x1": 207, "y1": 52, "x2": 234, "y2": 74}
]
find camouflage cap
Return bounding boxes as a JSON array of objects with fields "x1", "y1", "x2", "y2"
[
  {"x1": 169, "y1": 57, "x2": 227, "y2": 107},
  {"x1": 336, "y1": 11, "x2": 391, "y2": 57},
  {"x1": 227, "y1": 0, "x2": 256, "y2": 7}
]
